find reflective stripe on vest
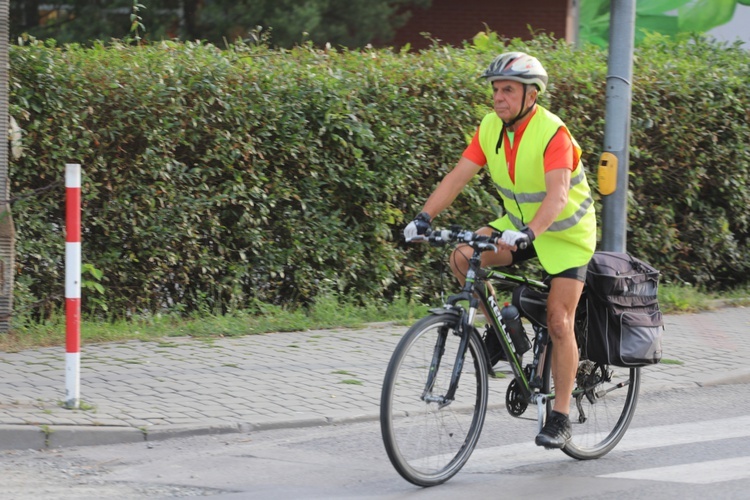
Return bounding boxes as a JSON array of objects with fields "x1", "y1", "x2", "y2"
[
  {"x1": 494, "y1": 168, "x2": 587, "y2": 205},
  {"x1": 504, "y1": 195, "x2": 593, "y2": 232}
]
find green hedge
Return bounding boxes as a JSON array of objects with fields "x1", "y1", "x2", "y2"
[{"x1": 8, "y1": 34, "x2": 749, "y2": 320}]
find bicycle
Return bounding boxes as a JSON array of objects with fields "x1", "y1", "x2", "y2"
[{"x1": 380, "y1": 227, "x2": 640, "y2": 486}]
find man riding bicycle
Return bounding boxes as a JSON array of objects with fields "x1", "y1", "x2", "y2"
[{"x1": 404, "y1": 52, "x2": 596, "y2": 449}]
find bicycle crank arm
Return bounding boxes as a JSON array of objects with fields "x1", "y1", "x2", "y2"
[{"x1": 534, "y1": 394, "x2": 548, "y2": 434}]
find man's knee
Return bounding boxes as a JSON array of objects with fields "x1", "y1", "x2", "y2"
[
  {"x1": 547, "y1": 308, "x2": 575, "y2": 341},
  {"x1": 547, "y1": 277, "x2": 584, "y2": 341}
]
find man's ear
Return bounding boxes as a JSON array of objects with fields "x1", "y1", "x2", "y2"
[{"x1": 527, "y1": 87, "x2": 539, "y2": 105}]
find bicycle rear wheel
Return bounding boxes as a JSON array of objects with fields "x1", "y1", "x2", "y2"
[
  {"x1": 542, "y1": 343, "x2": 640, "y2": 459},
  {"x1": 380, "y1": 313, "x2": 489, "y2": 486}
]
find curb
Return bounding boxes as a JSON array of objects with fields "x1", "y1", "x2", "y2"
[
  {"x1": 48, "y1": 426, "x2": 145, "y2": 449},
  {"x1": 0, "y1": 425, "x2": 49, "y2": 451},
  {"x1": 0, "y1": 424, "x2": 144, "y2": 451},
  {"x1": 0, "y1": 415, "x2": 381, "y2": 452}
]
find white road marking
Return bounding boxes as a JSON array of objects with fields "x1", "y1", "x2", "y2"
[
  {"x1": 600, "y1": 456, "x2": 750, "y2": 484},
  {"x1": 464, "y1": 415, "x2": 750, "y2": 479},
  {"x1": 616, "y1": 415, "x2": 750, "y2": 452}
]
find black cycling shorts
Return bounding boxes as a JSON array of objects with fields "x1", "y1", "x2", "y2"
[{"x1": 510, "y1": 244, "x2": 588, "y2": 283}]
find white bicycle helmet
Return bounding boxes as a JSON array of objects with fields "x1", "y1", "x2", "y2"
[{"x1": 481, "y1": 52, "x2": 548, "y2": 94}]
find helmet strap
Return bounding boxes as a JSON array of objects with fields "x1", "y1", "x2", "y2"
[{"x1": 502, "y1": 84, "x2": 536, "y2": 129}]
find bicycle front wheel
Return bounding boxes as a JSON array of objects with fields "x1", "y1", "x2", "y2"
[
  {"x1": 543, "y1": 344, "x2": 640, "y2": 459},
  {"x1": 380, "y1": 313, "x2": 489, "y2": 486}
]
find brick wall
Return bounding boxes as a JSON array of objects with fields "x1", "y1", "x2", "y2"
[{"x1": 390, "y1": 0, "x2": 572, "y2": 49}]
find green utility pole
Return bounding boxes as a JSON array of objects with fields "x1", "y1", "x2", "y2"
[{"x1": 597, "y1": 0, "x2": 636, "y2": 253}]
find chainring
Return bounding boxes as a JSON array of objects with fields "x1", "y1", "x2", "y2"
[
  {"x1": 506, "y1": 365, "x2": 533, "y2": 417},
  {"x1": 506, "y1": 379, "x2": 528, "y2": 417}
]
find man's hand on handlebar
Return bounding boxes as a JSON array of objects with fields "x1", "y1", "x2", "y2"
[
  {"x1": 498, "y1": 226, "x2": 535, "y2": 250},
  {"x1": 403, "y1": 212, "x2": 432, "y2": 242}
]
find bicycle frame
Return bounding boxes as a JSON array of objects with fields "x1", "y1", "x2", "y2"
[{"x1": 433, "y1": 242, "x2": 553, "y2": 419}]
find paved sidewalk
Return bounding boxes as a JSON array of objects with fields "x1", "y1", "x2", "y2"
[{"x1": 0, "y1": 307, "x2": 749, "y2": 450}]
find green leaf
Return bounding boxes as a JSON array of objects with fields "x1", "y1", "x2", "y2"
[
  {"x1": 637, "y1": 0, "x2": 692, "y2": 16},
  {"x1": 678, "y1": 0, "x2": 737, "y2": 32},
  {"x1": 82, "y1": 263, "x2": 104, "y2": 280},
  {"x1": 580, "y1": 0, "x2": 611, "y2": 25},
  {"x1": 636, "y1": 14, "x2": 681, "y2": 40},
  {"x1": 577, "y1": 2, "x2": 611, "y2": 47}
]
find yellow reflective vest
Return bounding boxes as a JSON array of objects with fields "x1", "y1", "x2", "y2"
[{"x1": 478, "y1": 106, "x2": 596, "y2": 274}]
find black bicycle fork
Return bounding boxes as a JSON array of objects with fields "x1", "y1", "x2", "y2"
[
  {"x1": 421, "y1": 292, "x2": 477, "y2": 409},
  {"x1": 420, "y1": 290, "x2": 556, "y2": 431}
]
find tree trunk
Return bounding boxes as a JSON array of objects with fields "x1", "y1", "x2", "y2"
[{"x1": 182, "y1": 0, "x2": 200, "y2": 41}]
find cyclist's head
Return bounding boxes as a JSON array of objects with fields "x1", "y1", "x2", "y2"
[
  {"x1": 482, "y1": 52, "x2": 547, "y2": 128},
  {"x1": 481, "y1": 52, "x2": 548, "y2": 95}
]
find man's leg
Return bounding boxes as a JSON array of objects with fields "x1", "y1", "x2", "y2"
[{"x1": 535, "y1": 275, "x2": 584, "y2": 449}]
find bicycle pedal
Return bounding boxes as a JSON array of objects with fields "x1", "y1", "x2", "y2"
[{"x1": 529, "y1": 375, "x2": 543, "y2": 389}]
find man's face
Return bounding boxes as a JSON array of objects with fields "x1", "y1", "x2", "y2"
[{"x1": 491, "y1": 80, "x2": 535, "y2": 122}]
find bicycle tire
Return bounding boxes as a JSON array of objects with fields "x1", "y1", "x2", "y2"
[
  {"x1": 380, "y1": 313, "x2": 489, "y2": 486},
  {"x1": 541, "y1": 343, "x2": 640, "y2": 459}
]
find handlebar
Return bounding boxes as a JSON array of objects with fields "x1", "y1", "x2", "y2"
[{"x1": 407, "y1": 227, "x2": 530, "y2": 251}]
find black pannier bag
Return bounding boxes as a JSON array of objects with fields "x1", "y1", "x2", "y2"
[{"x1": 582, "y1": 252, "x2": 664, "y2": 367}]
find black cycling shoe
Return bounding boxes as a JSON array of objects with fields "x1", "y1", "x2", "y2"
[{"x1": 535, "y1": 411, "x2": 572, "y2": 449}]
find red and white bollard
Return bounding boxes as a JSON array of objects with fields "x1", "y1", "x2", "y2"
[{"x1": 65, "y1": 163, "x2": 81, "y2": 409}]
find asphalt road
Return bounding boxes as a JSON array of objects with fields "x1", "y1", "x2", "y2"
[{"x1": 1, "y1": 381, "x2": 749, "y2": 499}]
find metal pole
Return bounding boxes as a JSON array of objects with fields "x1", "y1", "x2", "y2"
[
  {"x1": 570, "y1": 0, "x2": 581, "y2": 48},
  {"x1": 598, "y1": 0, "x2": 636, "y2": 253},
  {"x1": 0, "y1": 0, "x2": 15, "y2": 333},
  {"x1": 65, "y1": 163, "x2": 82, "y2": 409}
]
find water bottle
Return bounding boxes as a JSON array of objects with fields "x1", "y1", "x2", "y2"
[{"x1": 501, "y1": 303, "x2": 531, "y2": 354}]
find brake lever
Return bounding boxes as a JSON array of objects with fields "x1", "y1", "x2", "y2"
[
  {"x1": 477, "y1": 242, "x2": 498, "y2": 253},
  {"x1": 430, "y1": 229, "x2": 454, "y2": 245}
]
